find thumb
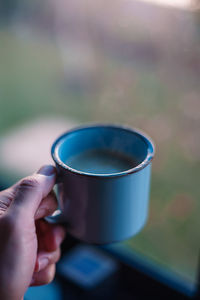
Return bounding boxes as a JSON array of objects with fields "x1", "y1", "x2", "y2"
[{"x1": 8, "y1": 165, "x2": 56, "y2": 219}]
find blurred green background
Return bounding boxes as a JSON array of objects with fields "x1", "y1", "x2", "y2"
[{"x1": 0, "y1": 0, "x2": 199, "y2": 287}]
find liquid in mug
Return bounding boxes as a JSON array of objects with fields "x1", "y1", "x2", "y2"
[{"x1": 65, "y1": 149, "x2": 137, "y2": 174}]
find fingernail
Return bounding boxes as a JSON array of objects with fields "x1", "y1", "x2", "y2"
[
  {"x1": 37, "y1": 165, "x2": 56, "y2": 176},
  {"x1": 38, "y1": 257, "x2": 49, "y2": 272}
]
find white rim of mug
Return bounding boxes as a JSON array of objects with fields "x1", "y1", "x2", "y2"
[{"x1": 51, "y1": 123, "x2": 155, "y2": 178}]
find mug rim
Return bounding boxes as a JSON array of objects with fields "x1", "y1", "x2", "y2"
[{"x1": 51, "y1": 123, "x2": 155, "y2": 178}]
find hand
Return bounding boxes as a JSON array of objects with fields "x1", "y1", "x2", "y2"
[{"x1": 0, "y1": 165, "x2": 66, "y2": 300}]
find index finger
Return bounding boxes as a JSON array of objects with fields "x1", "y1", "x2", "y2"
[{"x1": 35, "y1": 191, "x2": 58, "y2": 220}]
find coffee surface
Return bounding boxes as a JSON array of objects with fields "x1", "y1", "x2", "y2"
[{"x1": 65, "y1": 149, "x2": 137, "y2": 174}]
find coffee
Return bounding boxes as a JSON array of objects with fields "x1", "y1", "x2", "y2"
[{"x1": 65, "y1": 149, "x2": 137, "y2": 174}]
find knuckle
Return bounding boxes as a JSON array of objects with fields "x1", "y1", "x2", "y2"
[
  {"x1": 15, "y1": 176, "x2": 43, "y2": 201},
  {"x1": 19, "y1": 177, "x2": 40, "y2": 190},
  {"x1": 50, "y1": 249, "x2": 61, "y2": 265}
]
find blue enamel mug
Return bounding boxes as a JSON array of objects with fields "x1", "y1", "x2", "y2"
[{"x1": 51, "y1": 124, "x2": 155, "y2": 244}]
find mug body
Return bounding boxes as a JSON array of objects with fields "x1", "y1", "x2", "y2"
[{"x1": 51, "y1": 124, "x2": 154, "y2": 244}]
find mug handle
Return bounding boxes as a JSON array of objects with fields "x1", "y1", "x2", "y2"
[{"x1": 45, "y1": 172, "x2": 68, "y2": 226}]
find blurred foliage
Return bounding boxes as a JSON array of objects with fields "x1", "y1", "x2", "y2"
[{"x1": 0, "y1": 0, "x2": 200, "y2": 285}]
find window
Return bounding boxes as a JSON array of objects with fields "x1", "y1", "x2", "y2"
[{"x1": 0, "y1": 0, "x2": 199, "y2": 291}]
